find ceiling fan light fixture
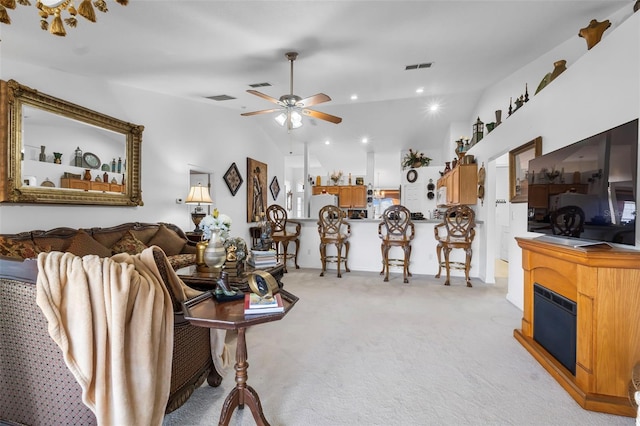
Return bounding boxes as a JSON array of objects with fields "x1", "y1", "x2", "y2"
[
  {"x1": 290, "y1": 110, "x2": 302, "y2": 127},
  {"x1": 275, "y1": 110, "x2": 303, "y2": 129},
  {"x1": 275, "y1": 112, "x2": 287, "y2": 126}
]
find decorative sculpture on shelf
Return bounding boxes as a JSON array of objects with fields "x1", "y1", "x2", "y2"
[{"x1": 578, "y1": 19, "x2": 611, "y2": 50}]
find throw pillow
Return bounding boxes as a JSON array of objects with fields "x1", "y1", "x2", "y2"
[
  {"x1": 67, "y1": 230, "x2": 113, "y2": 258},
  {"x1": 147, "y1": 224, "x2": 187, "y2": 256},
  {"x1": 111, "y1": 230, "x2": 148, "y2": 255},
  {"x1": 0, "y1": 236, "x2": 43, "y2": 259}
]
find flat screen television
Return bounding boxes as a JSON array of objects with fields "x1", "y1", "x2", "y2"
[{"x1": 526, "y1": 118, "x2": 638, "y2": 246}]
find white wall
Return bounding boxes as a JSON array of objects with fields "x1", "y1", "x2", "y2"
[
  {"x1": 0, "y1": 61, "x2": 285, "y2": 242},
  {"x1": 466, "y1": 7, "x2": 640, "y2": 310}
]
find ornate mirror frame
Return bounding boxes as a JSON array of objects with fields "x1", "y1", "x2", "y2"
[{"x1": 0, "y1": 79, "x2": 144, "y2": 206}]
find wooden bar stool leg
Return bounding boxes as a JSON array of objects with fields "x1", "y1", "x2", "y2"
[
  {"x1": 344, "y1": 241, "x2": 350, "y2": 272},
  {"x1": 465, "y1": 247, "x2": 473, "y2": 287},
  {"x1": 293, "y1": 240, "x2": 300, "y2": 269},
  {"x1": 336, "y1": 242, "x2": 342, "y2": 278},
  {"x1": 444, "y1": 247, "x2": 451, "y2": 286},
  {"x1": 319, "y1": 243, "x2": 326, "y2": 277},
  {"x1": 435, "y1": 243, "x2": 443, "y2": 279}
]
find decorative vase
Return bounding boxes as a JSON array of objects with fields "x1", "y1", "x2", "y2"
[
  {"x1": 84, "y1": 169, "x2": 92, "y2": 180},
  {"x1": 412, "y1": 161, "x2": 422, "y2": 168},
  {"x1": 444, "y1": 162, "x2": 451, "y2": 173},
  {"x1": 39, "y1": 145, "x2": 47, "y2": 162},
  {"x1": 53, "y1": 152, "x2": 62, "y2": 164},
  {"x1": 204, "y1": 229, "x2": 226, "y2": 270}
]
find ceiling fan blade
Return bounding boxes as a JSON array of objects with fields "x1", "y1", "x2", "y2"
[
  {"x1": 246, "y1": 90, "x2": 285, "y2": 107},
  {"x1": 296, "y1": 93, "x2": 331, "y2": 108},
  {"x1": 241, "y1": 108, "x2": 282, "y2": 117},
  {"x1": 302, "y1": 108, "x2": 342, "y2": 124}
]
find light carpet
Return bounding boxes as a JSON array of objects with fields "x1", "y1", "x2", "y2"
[{"x1": 163, "y1": 268, "x2": 634, "y2": 426}]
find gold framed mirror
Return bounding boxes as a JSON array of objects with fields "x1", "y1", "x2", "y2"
[{"x1": 0, "y1": 79, "x2": 144, "y2": 206}]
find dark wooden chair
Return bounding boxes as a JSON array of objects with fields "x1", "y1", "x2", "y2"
[
  {"x1": 549, "y1": 205, "x2": 585, "y2": 237},
  {"x1": 317, "y1": 205, "x2": 351, "y2": 278},
  {"x1": 378, "y1": 205, "x2": 414, "y2": 283},
  {"x1": 266, "y1": 204, "x2": 301, "y2": 273},
  {"x1": 434, "y1": 205, "x2": 476, "y2": 287}
]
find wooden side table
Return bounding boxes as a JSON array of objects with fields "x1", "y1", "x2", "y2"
[{"x1": 182, "y1": 289, "x2": 298, "y2": 426}]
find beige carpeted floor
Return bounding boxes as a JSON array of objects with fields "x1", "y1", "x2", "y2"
[{"x1": 163, "y1": 267, "x2": 635, "y2": 426}]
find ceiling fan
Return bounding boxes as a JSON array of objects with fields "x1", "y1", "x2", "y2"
[{"x1": 241, "y1": 51, "x2": 342, "y2": 130}]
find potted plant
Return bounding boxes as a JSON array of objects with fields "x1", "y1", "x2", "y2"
[{"x1": 402, "y1": 149, "x2": 431, "y2": 170}]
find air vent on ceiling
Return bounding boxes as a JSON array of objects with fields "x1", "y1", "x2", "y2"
[
  {"x1": 405, "y1": 62, "x2": 433, "y2": 70},
  {"x1": 205, "y1": 94, "x2": 236, "y2": 101},
  {"x1": 248, "y1": 82, "x2": 272, "y2": 88}
]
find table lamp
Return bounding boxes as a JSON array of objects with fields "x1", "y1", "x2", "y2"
[{"x1": 185, "y1": 183, "x2": 213, "y2": 233}]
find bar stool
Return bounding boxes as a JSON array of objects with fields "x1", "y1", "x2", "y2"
[
  {"x1": 317, "y1": 205, "x2": 351, "y2": 278},
  {"x1": 378, "y1": 205, "x2": 414, "y2": 283},
  {"x1": 434, "y1": 205, "x2": 476, "y2": 287},
  {"x1": 266, "y1": 204, "x2": 301, "y2": 272}
]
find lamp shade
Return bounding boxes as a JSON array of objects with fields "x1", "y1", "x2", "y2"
[{"x1": 185, "y1": 184, "x2": 213, "y2": 205}]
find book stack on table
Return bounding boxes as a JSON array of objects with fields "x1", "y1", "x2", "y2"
[
  {"x1": 244, "y1": 292, "x2": 285, "y2": 315},
  {"x1": 223, "y1": 260, "x2": 244, "y2": 280},
  {"x1": 246, "y1": 249, "x2": 278, "y2": 268}
]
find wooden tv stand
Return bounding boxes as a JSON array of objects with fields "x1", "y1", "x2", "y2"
[{"x1": 515, "y1": 237, "x2": 640, "y2": 417}]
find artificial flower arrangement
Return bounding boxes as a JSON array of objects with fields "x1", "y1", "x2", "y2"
[
  {"x1": 199, "y1": 208, "x2": 232, "y2": 241},
  {"x1": 330, "y1": 170, "x2": 343, "y2": 184},
  {"x1": 402, "y1": 149, "x2": 432, "y2": 170}
]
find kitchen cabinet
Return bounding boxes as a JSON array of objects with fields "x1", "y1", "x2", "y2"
[
  {"x1": 436, "y1": 163, "x2": 477, "y2": 206},
  {"x1": 312, "y1": 185, "x2": 339, "y2": 196},
  {"x1": 338, "y1": 185, "x2": 366, "y2": 208}
]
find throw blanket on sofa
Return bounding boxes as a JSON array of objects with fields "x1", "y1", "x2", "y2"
[
  {"x1": 36, "y1": 248, "x2": 174, "y2": 426},
  {"x1": 113, "y1": 246, "x2": 229, "y2": 375}
]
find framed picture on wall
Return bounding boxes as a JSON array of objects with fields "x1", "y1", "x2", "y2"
[
  {"x1": 270, "y1": 176, "x2": 280, "y2": 200},
  {"x1": 509, "y1": 136, "x2": 542, "y2": 203},
  {"x1": 223, "y1": 162, "x2": 243, "y2": 196},
  {"x1": 247, "y1": 157, "x2": 268, "y2": 222}
]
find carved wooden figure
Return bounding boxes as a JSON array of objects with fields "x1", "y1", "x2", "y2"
[{"x1": 578, "y1": 19, "x2": 611, "y2": 50}]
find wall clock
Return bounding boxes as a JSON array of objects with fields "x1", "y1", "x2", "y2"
[{"x1": 406, "y1": 169, "x2": 418, "y2": 183}]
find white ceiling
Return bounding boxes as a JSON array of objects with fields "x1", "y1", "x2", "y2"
[{"x1": 0, "y1": 1, "x2": 629, "y2": 172}]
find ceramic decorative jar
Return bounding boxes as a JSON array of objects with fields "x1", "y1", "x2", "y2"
[{"x1": 203, "y1": 229, "x2": 226, "y2": 270}]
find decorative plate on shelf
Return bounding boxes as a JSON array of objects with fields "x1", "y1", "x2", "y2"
[
  {"x1": 41, "y1": 178, "x2": 55, "y2": 187},
  {"x1": 83, "y1": 152, "x2": 101, "y2": 169}
]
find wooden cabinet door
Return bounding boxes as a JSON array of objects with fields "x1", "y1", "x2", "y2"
[
  {"x1": 338, "y1": 186, "x2": 352, "y2": 208},
  {"x1": 458, "y1": 164, "x2": 478, "y2": 205},
  {"x1": 351, "y1": 186, "x2": 366, "y2": 208}
]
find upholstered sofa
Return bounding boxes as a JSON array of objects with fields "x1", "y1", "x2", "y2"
[{"x1": 0, "y1": 222, "x2": 220, "y2": 425}]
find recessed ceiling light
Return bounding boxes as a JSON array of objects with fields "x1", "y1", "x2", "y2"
[
  {"x1": 362, "y1": 137, "x2": 368, "y2": 144},
  {"x1": 430, "y1": 104, "x2": 439, "y2": 112},
  {"x1": 325, "y1": 140, "x2": 330, "y2": 145},
  {"x1": 351, "y1": 94, "x2": 358, "y2": 100},
  {"x1": 416, "y1": 88, "x2": 424, "y2": 94}
]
